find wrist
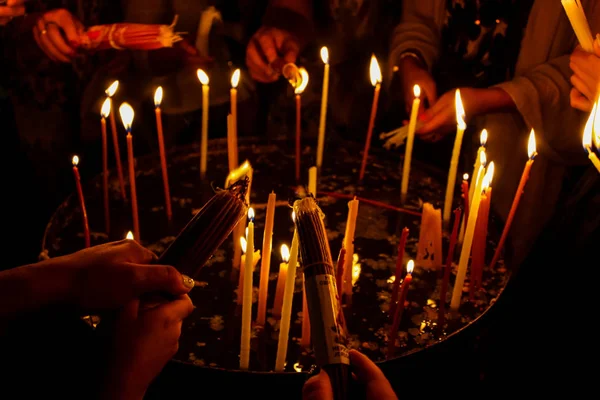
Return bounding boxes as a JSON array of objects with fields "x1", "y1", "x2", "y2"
[{"x1": 461, "y1": 87, "x2": 515, "y2": 117}]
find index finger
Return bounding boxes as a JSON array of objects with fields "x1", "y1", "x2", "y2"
[
  {"x1": 349, "y1": 350, "x2": 397, "y2": 399},
  {"x1": 148, "y1": 294, "x2": 194, "y2": 321}
]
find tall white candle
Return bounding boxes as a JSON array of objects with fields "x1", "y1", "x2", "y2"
[
  {"x1": 197, "y1": 69, "x2": 210, "y2": 179},
  {"x1": 400, "y1": 85, "x2": 421, "y2": 204},
  {"x1": 316, "y1": 47, "x2": 330, "y2": 169},
  {"x1": 240, "y1": 208, "x2": 255, "y2": 370},
  {"x1": 443, "y1": 89, "x2": 467, "y2": 227}
]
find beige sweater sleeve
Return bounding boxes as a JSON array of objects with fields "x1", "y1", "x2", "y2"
[{"x1": 388, "y1": 0, "x2": 447, "y2": 72}]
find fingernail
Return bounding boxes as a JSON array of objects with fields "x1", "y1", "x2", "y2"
[{"x1": 182, "y1": 274, "x2": 195, "y2": 289}]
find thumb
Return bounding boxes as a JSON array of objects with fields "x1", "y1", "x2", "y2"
[
  {"x1": 349, "y1": 350, "x2": 397, "y2": 400},
  {"x1": 281, "y1": 37, "x2": 299, "y2": 64},
  {"x1": 58, "y1": 11, "x2": 82, "y2": 44},
  {"x1": 130, "y1": 264, "x2": 194, "y2": 297},
  {"x1": 303, "y1": 370, "x2": 333, "y2": 400}
]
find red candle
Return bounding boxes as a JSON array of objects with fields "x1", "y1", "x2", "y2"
[
  {"x1": 438, "y1": 208, "x2": 462, "y2": 326},
  {"x1": 154, "y1": 87, "x2": 173, "y2": 221},
  {"x1": 461, "y1": 173, "x2": 469, "y2": 227},
  {"x1": 100, "y1": 99, "x2": 111, "y2": 234},
  {"x1": 490, "y1": 130, "x2": 536, "y2": 269},
  {"x1": 72, "y1": 156, "x2": 91, "y2": 248},
  {"x1": 294, "y1": 68, "x2": 309, "y2": 183},
  {"x1": 359, "y1": 55, "x2": 382, "y2": 181},
  {"x1": 119, "y1": 103, "x2": 140, "y2": 242},
  {"x1": 388, "y1": 260, "x2": 414, "y2": 358},
  {"x1": 389, "y1": 227, "x2": 409, "y2": 318}
]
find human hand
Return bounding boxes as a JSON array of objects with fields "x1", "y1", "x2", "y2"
[
  {"x1": 0, "y1": 0, "x2": 25, "y2": 25},
  {"x1": 302, "y1": 350, "x2": 397, "y2": 400},
  {"x1": 246, "y1": 26, "x2": 300, "y2": 83},
  {"x1": 397, "y1": 56, "x2": 437, "y2": 115},
  {"x1": 40, "y1": 240, "x2": 194, "y2": 313},
  {"x1": 569, "y1": 43, "x2": 600, "y2": 112},
  {"x1": 103, "y1": 295, "x2": 194, "y2": 400},
  {"x1": 416, "y1": 89, "x2": 460, "y2": 141},
  {"x1": 32, "y1": 8, "x2": 84, "y2": 62}
]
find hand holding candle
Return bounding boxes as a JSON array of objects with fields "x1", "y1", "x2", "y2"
[
  {"x1": 443, "y1": 90, "x2": 466, "y2": 227},
  {"x1": 100, "y1": 99, "x2": 111, "y2": 233},
  {"x1": 154, "y1": 87, "x2": 172, "y2": 221},
  {"x1": 119, "y1": 102, "x2": 140, "y2": 242},
  {"x1": 105, "y1": 81, "x2": 127, "y2": 201},
  {"x1": 490, "y1": 131, "x2": 537, "y2": 270},
  {"x1": 294, "y1": 68, "x2": 309, "y2": 182},
  {"x1": 197, "y1": 69, "x2": 210, "y2": 179},
  {"x1": 400, "y1": 85, "x2": 421, "y2": 204},
  {"x1": 316, "y1": 47, "x2": 330, "y2": 169},
  {"x1": 72, "y1": 155, "x2": 91, "y2": 248},
  {"x1": 359, "y1": 54, "x2": 382, "y2": 181}
]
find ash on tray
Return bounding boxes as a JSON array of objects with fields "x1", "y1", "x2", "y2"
[{"x1": 42, "y1": 139, "x2": 508, "y2": 373}]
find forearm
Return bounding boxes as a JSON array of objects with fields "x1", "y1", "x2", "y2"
[
  {"x1": 465, "y1": 87, "x2": 517, "y2": 117},
  {"x1": 270, "y1": 0, "x2": 312, "y2": 20}
]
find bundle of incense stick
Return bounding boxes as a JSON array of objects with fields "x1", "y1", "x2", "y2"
[
  {"x1": 294, "y1": 197, "x2": 350, "y2": 400},
  {"x1": 159, "y1": 179, "x2": 248, "y2": 278},
  {"x1": 561, "y1": 0, "x2": 594, "y2": 52},
  {"x1": 77, "y1": 18, "x2": 183, "y2": 51}
]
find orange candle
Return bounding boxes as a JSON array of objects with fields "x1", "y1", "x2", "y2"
[
  {"x1": 154, "y1": 87, "x2": 172, "y2": 221},
  {"x1": 72, "y1": 156, "x2": 90, "y2": 248},
  {"x1": 388, "y1": 260, "x2": 414, "y2": 358},
  {"x1": 301, "y1": 276, "x2": 311, "y2": 348},
  {"x1": 257, "y1": 192, "x2": 276, "y2": 325},
  {"x1": 100, "y1": 99, "x2": 111, "y2": 234},
  {"x1": 119, "y1": 103, "x2": 140, "y2": 242},
  {"x1": 359, "y1": 54, "x2": 382, "y2": 182},
  {"x1": 389, "y1": 227, "x2": 409, "y2": 318},
  {"x1": 294, "y1": 68, "x2": 309, "y2": 183},
  {"x1": 105, "y1": 81, "x2": 127, "y2": 201},
  {"x1": 272, "y1": 244, "x2": 290, "y2": 318},
  {"x1": 490, "y1": 130, "x2": 536, "y2": 270},
  {"x1": 439, "y1": 208, "x2": 462, "y2": 326}
]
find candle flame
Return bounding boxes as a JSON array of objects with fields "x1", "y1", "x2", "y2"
[
  {"x1": 594, "y1": 98, "x2": 599, "y2": 149},
  {"x1": 482, "y1": 161, "x2": 495, "y2": 189},
  {"x1": 583, "y1": 102, "x2": 596, "y2": 149},
  {"x1": 369, "y1": 54, "x2": 382, "y2": 87},
  {"x1": 72, "y1": 155, "x2": 79, "y2": 166},
  {"x1": 455, "y1": 89, "x2": 466, "y2": 130},
  {"x1": 240, "y1": 237, "x2": 247, "y2": 254},
  {"x1": 105, "y1": 80, "x2": 119, "y2": 97},
  {"x1": 197, "y1": 69, "x2": 209, "y2": 85},
  {"x1": 351, "y1": 253, "x2": 361, "y2": 286},
  {"x1": 101, "y1": 97, "x2": 111, "y2": 118},
  {"x1": 480, "y1": 129, "x2": 488, "y2": 147},
  {"x1": 480, "y1": 149, "x2": 487, "y2": 167},
  {"x1": 119, "y1": 102, "x2": 134, "y2": 131},
  {"x1": 292, "y1": 211, "x2": 296, "y2": 222},
  {"x1": 320, "y1": 46, "x2": 329, "y2": 64},
  {"x1": 295, "y1": 67, "x2": 309, "y2": 94},
  {"x1": 463, "y1": 173, "x2": 469, "y2": 180},
  {"x1": 407, "y1": 259, "x2": 415, "y2": 275},
  {"x1": 154, "y1": 86, "x2": 163, "y2": 107},
  {"x1": 281, "y1": 244, "x2": 290, "y2": 263},
  {"x1": 248, "y1": 208, "x2": 255, "y2": 221},
  {"x1": 126, "y1": 231, "x2": 134, "y2": 240},
  {"x1": 231, "y1": 69, "x2": 240, "y2": 88},
  {"x1": 387, "y1": 275, "x2": 396, "y2": 284},
  {"x1": 528, "y1": 129, "x2": 537, "y2": 159},
  {"x1": 413, "y1": 84, "x2": 421, "y2": 98}
]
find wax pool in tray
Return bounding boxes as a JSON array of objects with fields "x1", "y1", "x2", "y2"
[{"x1": 41, "y1": 138, "x2": 509, "y2": 373}]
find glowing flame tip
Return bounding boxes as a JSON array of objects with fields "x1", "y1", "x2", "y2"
[
  {"x1": 231, "y1": 69, "x2": 240, "y2": 88},
  {"x1": 72, "y1": 155, "x2": 79, "y2": 166},
  {"x1": 528, "y1": 129, "x2": 537, "y2": 159},
  {"x1": 154, "y1": 87, "x2": 163, "y2": 107},
  {"x1": 480, "y1": 149, "x2": 487, "y2": 167},
  {"x1": 455, "y1": 89, "x2": 466, "y2": 130},
  {"x1": 369, "y1": 54, "x2": 382, "y2": 86},
  {"x1": 295, "y1": 68, "x2": 309, "y2": 94},
  {"x1": 248, "y1": 208, "x2": 255, "y2": 221},
  {"x1": 281, "y1": 244, "x2": 290, "y2": 263},
  {"x1": 413, "y1": 85, "x2": 421, "y2": 98},
  {"x1": 197, "y1": 69, "x2": 209, "y2": 85},
  {"x1": 463, "y1": 173, "x2": 469, "y2": 180},
  {"x1": 483, "y1": 161, "x2": 495, "y2": 189},
  {"x1": 480, "y1": 129, "x2": 488, "y2": 146},
  {"x1": 101, "y1": 98, "x2": 111, "y2": 118},
  {"x1": 320, "y1": 47, "x2": 329, "y2": 64},
  {"x1": 407, "y1": 260, "x2": 415, "y2": 274},
  {"x1": 119, "y1": 102, "x2": 134, "y2": 130},
  {"x1": 583, "y1": 102, "x2": 597, "y2": 149},
  {"x1": 126, "y1": 231, "x2": 134, "y2": 240},
  {"x1": 240, "y1": 237, "x2": 247, "y2": 253},
  {"x1": 105, "y1": 80, "x2": 119, "y2": 97}
]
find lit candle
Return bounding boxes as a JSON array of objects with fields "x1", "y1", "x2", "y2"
[
  {"x1": 351, "y1": 253, "x2": 361, "y2": 286},
  {"x1": 308, "y1": 166, "x2": 317, "y2": 197},
  {"x1": 469, "y1": 163, "x2": 494, "y2": 300},
  {"x1": 359, "y1": 54, "x2": 383, "y2": 181},
  {"x1": 450, "y1": 153, "x2": 489, "y2": 312},
  {"x1": 443, "y1": 90, "x2": 467, "y2": 227},
  {"x1": 400, "y1": 85, "x2": 421, "y2": 204},
  {"x1": 154, "y1": 87, "x2": 172, "y2": 221},
  {"x1": 300, "y1": 276, "x2": 311, "y2": 348},
  {"x1": 229, "y1": 69, "x2": 240, "y2": 171},
  {"x1": 257, "y1": 192, "x2": 276, "y2": 326},
  {"x1": 461, "y1": 173, "x2": 470, "y2": 227},
  {"x1": 100, "y1": 99, "x2": 111, "y2": 234},
  {"x1": 272, "y1": 244, "x2": 290, "y2": 318},
  {"x1": 105, "y1": 81, "x2": 127, "y2": 200},
  {"x1": 389, "y1": 227, "x2": 409, "y2": 319},
  {"x1": 119, "y1": 102, "x2": 140, "y2": 242},
  {"x1": 126, "y1": 231, "x2": 134, "y2": 240},
  {"x1": 582, "y1": 102, "x2": 600, "y2": 173},
  {"x1": 274, "y1": 226, "x2": 299, "y2": 372},
  {"x1": 490, "y1": 131, "x2": 537, "y2": 270},
  {"x1": 72, "y1": 155, "x2": 90, "y2": 248},
  {"x1": 197, "y1": 69, "x2": 210, "y2": 179},
  {"x1": 240, "y1": 208, "x2": 255, "y2": 370},
  {"x1": 460, "y1": 130, "x2": 487, "y2": 243},
  {"x1": 342, "y1": 197, "x2": 360, "y2": 296},
  {"x1": 294, "y1": 68, "x2": 309, "y2": 182},
  {"x1": 438, "y1": 208, "x2": 462, "y2": 326},
  {"x1": 388, "y1": 260, "x2": 414, "y2": 358},
  {"x1": 316, "y1": 47, "x2": 330, "y2": 169}
]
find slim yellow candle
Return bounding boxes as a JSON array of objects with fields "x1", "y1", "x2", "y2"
[
  {"x1": 230, "y1": 69, "x2": 240, "y2": 170},
  {"x1": 240, "y1": 208, "x2": 255, "y2": 370},
  {"x1": 583, "y1": 102, "x2": 600, "y2": 173},
  {"x1": 400, "y1": 85, "x2": 421, "y2": 205},
  {"x1": 197, "y1": 69, "x2": 210, "y2": 179},
  {"x1": 257, "y1": 192, "x2": 276, "y2": 326},
  {"x1": 272, "y1": 244, "x2": 290, "y2": 318},
  {"x1": 274, "y1": 226, "x2": 299, "y2": 371},
  {"x1": 316, "y1": 47, "x2": 330, "y2": 169},
  {"x1": 450, "y1": 154, "x2": 489, "y2": 312},
  {"x1": 443, "y1": 90, "x2": 467, "y2": 227},
  {"x1": 459, "y1": 129, "x2": 487, "y2": 243},
  {"x1": 308, "y1": 166, "x2": 317, "y2": 197},
  {"x1": 342, "y1": 197, "x2": 359, "y2": 296}
]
